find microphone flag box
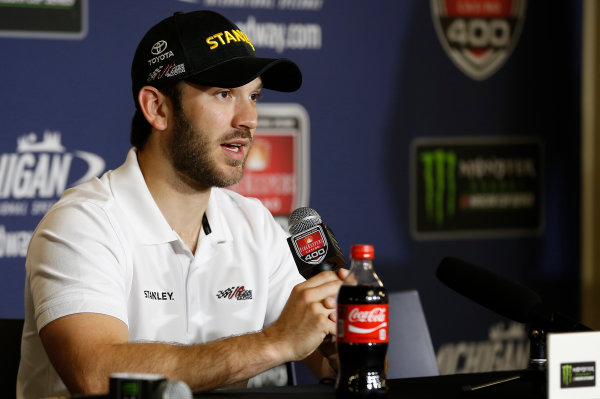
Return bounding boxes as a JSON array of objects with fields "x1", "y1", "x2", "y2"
[
  {"x1": 548, "y1": 331, "x2": 600, "y2": 399},
  {"x1": 287, "y1": 222, "x2": 345, "y2": 278}
]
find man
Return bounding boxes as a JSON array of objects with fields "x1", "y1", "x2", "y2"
[{"x1": 17, "y1": 10, "x2": 344, "y2": 398}]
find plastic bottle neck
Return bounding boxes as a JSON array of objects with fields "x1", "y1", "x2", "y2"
[
  {"x1": 345, "y1": 257, "x2": 383, "y2": 286},
  {"x1": 351, "y1": 258, "x2": 373, "y2": 270}
]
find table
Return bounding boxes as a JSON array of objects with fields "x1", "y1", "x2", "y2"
[{"x1": 196, "y1": 370, "x2": 546, "y2": 398}]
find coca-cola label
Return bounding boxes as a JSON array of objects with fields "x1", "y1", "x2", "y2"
[{"x1": 337, "y1": 304, "x2": 389, "y2": 343}]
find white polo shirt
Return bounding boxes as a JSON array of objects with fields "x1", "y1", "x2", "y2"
[{"x1": 17, "y1": 149, "x2": 303, "y2": 399}]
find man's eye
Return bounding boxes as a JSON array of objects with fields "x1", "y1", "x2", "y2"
[
  {"x1": 217, "y1": 91, "x2": 230, "y2": 99},
  {"x1": 250, "y1": 92, "x2": 262, "y2": 102}
]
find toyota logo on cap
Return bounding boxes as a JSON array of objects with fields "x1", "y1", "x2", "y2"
[{"x1": 151, "y1": 40, "x2": 168, "y2": 55}]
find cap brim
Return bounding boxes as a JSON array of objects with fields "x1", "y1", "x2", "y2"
[{"x1": 186, "y1": 57, "x2": 302, "y2": 92}]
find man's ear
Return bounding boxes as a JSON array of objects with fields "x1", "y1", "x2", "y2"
[{"x1": 138, "y1": 86, "x2": 169, "y2": 131}]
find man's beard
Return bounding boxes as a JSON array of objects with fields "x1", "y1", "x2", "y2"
[{"x1": 167, "y1": 107, "x2": 252, "y2": 189}]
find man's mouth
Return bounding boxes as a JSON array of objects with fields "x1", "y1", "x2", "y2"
[
  {"x1": 220, "y1": 131, "x2": 252, "y2": 158},
  {"x1": 221, "y1": 135, "x2": 251, "y2": 152},
  {"x1": 222, "y1": 143, "x2": 243, "y2": 152}
]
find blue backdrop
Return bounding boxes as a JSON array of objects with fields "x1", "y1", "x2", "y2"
[{"x1": 0, "y1": 0, "x2": 583, "y2": 375}]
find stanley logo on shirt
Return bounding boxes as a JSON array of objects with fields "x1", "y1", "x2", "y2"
[{"x1": 144, "y1": 291, "x2": 174, "y2": 301}]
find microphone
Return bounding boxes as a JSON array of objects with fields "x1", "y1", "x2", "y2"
[
  {"x1": 286, "y1": 207, "x2": 346, "y2": 278},
  {"x1": 437, "y1": 256, "x2": 591, "y2": 332}
]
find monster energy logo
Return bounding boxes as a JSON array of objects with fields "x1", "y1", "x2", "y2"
[
  {"x1": 562, "y1": 364, "x2": 573, "y2": 387},
  {"x1": 560, "y1": 362, "x2": 596, "y2": 388},
  {"x1": 412, "y1": 139, "x2": 543, "y2": 238},
  {"x1": 420, "y1": 149, "x2": 457, "y2": 227}
]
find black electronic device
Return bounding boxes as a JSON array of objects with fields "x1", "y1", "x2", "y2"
[
  {"x1": 437, "y1": 256, "x2": 591, "y2": 332},
  {"x1": 70, "y1": 373, "x2": 192, "y2": 399}
]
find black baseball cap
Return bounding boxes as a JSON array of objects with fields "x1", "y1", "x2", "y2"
[{"x1": 131, "y1": 10, "x2": 302, "y2": 107}]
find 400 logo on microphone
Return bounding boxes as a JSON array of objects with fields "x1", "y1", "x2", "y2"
[
  {"x1": 290, "y1": 225, "x2": 328, "y2": 264},
  {"x1": 286, "y1": 207, "x2": 346, "y2": 278}
]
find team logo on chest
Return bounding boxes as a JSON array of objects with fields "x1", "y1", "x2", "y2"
[
  {"x1": 431, "y1": 0, "x2": 527, "y2": 80},
  {"x1": 216, "y1": 285, "x2": 253, "y2": 300}
]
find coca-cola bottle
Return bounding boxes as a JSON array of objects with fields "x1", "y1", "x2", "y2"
[{"x1": 336, "y1": 244, "x2": 388, "y2": 398}]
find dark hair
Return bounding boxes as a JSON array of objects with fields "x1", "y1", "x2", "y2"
[{"x1": 130, "y1": 83, "x2": 183, "y2": 150}]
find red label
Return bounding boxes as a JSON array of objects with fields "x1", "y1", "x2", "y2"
[
  {"x1": 337, "y1": 304, "x2": 389, "y2": 343},
  {"x1": 294, "y1": 231, "x2": 325, "y2": 256},
  {"x1": 444, "y1": 0, "x2": 514, "y2": 17}
]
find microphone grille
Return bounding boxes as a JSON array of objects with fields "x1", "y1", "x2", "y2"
[{"x1": 288, "y1": 207, "x2": 322, "y2": 235}]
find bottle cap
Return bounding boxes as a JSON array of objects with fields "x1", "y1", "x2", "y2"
[{"x1": 351, "y1": 244, "x2": 374, "y2": 259}]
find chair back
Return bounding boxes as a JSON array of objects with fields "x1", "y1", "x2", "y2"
[
  {"x1": 387, "y1": 290, "x2": 439, "y2": 378},
  {"x1": 0, "y1": 318, "x2": 24, "y2": 398}
]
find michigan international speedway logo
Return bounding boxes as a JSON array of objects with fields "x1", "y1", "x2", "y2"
[
  {"x1": 0, "y1": 130, "x2": 105, "y2": 258},
  {"x1": 430, "y1": 0, "x2": 527, "y2": 80}
]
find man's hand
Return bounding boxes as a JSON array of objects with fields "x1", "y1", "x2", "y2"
[
  {"x1": 318, "y1": 335, "x2": 339, "y2": 374},
  {"x1": 38, "y1": 268, "x2": 350, "y2": 395},
  {"x1": 265, "y1": 268, "x2": 348, "y2": 366}
]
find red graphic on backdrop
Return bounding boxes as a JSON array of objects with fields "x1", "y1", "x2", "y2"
[
  {"x1": 229, "y1": 135, "x2": 296, "y2": 216},
  {"x1": 430, "y1": 0, "x2": 527, "y2": 80}
]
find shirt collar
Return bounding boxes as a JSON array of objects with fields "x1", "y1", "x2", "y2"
[
  {"x1": 203, "y1": 187, "x2": 231, "y2": 245},
  {"x1": 109, "y1": 148, "x2": 232, "y2": 246},
  {"x1": 109, "y1": 148, "x2": 177, "y2": 245}
]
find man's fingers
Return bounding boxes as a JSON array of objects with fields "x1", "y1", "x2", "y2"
[
  {"x1": 297, "y1": 280, "x2": 344, "y2": 305},
  {"x1": 323, "y1": 317, "x2": 337, "y2": 336},
  {"x1": 323, "y1": 296, "x2": 336, "y2": 309},
  {"x1": 328, "y1": 311, "x2": 337, "y2": 322},
  {"x1": 337, "y1": 267, "x2": 350, "y2": 280},
  {"x1": 300, "y1": 270, "x2": 342, "y2": 288},
  {"x1": 295, "y1": 269, "x2": 349, "y2": 312}
]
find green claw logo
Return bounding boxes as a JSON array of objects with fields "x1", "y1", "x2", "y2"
[
  {"x1": 420, "y1": 149, "x2": 457, "y2": 227},
  {"x1": 562, "y1": 364, "x2": 573, "y2": 387}
]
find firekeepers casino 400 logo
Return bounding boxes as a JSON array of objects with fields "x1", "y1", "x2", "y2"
[{"x1": 431, "y1": 0, "x2": 527, "y2": 80}]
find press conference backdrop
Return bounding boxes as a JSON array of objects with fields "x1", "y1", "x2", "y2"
[{"x1": 0, "y1": 1, "x2": 583, "y2": 375}]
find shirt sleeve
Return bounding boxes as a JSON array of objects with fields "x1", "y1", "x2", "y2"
[{"x1": 27, "y1": 199, "x2": 129, "y2": 332}]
